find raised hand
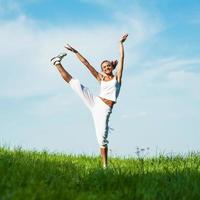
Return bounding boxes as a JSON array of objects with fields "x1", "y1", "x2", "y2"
[
  {"x1": 120, "y1": 33, "x2": 128, "y2": 43},
  {"x1": 65, "y1": 44, "x2": 78, "y2": 53}
]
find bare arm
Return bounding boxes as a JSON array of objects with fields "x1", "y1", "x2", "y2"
[
  {"x1": 117, "y1": 34, "x2": 128, "y2": 83},
  {"x1": 65, "y1": 44, "x2": 102, "y2": 81}
]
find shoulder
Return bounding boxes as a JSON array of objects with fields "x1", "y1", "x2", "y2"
[{"x1": 96, "y1": 73, "x2": 104, "y2": 81}]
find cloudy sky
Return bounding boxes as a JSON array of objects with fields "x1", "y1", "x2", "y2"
[{"x1": 0, "y1": 0, "x2": 199, "y2": 157}]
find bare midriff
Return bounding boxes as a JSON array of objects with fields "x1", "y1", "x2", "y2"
[{"x1": 99, "y1": 96, "x2": 115, "y2": 108}]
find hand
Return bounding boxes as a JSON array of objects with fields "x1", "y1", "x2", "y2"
[
  {"x1": 65, "y1": 44, "x2": 78, "y2": 53},
  {"x1": 120, "y1": 33, "x2": 128, "y2": 43}
]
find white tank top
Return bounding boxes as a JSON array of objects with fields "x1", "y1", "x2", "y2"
[{"x1": 99, "y1": 76, "x2": 121, "y2": 102}]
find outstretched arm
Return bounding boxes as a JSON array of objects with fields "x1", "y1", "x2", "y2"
[
  {"x1": 117, "y1": 33, "x2": 128, "y2": 83},
  {"x1": 65, "y1": 44, "x2": 102, "y2": 81}
]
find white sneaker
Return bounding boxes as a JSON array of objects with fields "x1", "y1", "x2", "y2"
[{"x1": 51, "y1": 52, "x2": 67, "y2": 65}]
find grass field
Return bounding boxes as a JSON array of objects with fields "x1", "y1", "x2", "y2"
[{"x1": 0, "y1": 147, "x2": 200, "y2": 200}]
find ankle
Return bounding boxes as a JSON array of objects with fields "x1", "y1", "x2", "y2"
[
  {"x1": 54, "y1": 61, "x2": 60, "y2": 66},
  {"x1": 103, "y1": 164, "x2": 107, "y2": 169}
]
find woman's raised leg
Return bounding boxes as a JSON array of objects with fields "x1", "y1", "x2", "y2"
[
  {"x1": 55, "y1": 63, "x2": 72, "y2": 83},
  {"x1": 51, "y1": 52, "x2": 72, "y2": 83}
]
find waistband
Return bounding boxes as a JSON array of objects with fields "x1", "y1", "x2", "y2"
[{"x1": 95, "y1": 97, "x2": 112, "y2": 110}]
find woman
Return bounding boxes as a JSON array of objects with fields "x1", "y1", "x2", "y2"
[{"x1": 51, "y1": 33, "x2": 128, "y2": 168}]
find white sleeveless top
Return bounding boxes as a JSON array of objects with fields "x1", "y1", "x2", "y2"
[{"x1": 99, "y1": 76, "x2": 121, "y2": 102}]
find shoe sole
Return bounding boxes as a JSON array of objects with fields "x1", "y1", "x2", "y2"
[{"x1": 50, "y1": 57, "x2": 56, "y2": 62}]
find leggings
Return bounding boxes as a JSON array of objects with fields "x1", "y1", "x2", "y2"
[{"x1": 69, "y1": 78, "x2": 112, "y2": 147}]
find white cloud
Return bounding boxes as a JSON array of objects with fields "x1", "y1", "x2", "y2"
[
  {"x1": 27, "y1": 94, "x2": 73, "y2": 117},
  {"x1": 119, "y1": 56, "x2": 200, "y2": 124},
  {"x1": 167, "y1": 69, "x2": 200, "y2": 99},
  {"x1": 114, "y1": 6, "x2": 164, "y2": 43},
  {"x1": 130, "y1": 57, "x2": 200, "y2": 87},
  {"x1": 0, "y1": 4, "x2": 163, "y2": 99},
  {"x1": 1, "y1": 5, "x2": 199, "y2": 121},
  {"x1": 1, "y1": 1, "x2": 199, "y2": 156}
]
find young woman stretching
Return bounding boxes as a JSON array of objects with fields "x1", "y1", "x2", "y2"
[{"x1": 51, "y1": 33, "x2": 128, "y2": 168}]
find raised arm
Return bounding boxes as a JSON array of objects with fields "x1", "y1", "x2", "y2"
[
  {"x1": 65, "y1": 44, "x2": 101, "y2": 81},
  {"x1": 117, "y1": 34, "x2": 128, "y2": 83}
]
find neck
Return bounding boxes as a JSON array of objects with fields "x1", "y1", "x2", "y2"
[{"x1": 105, "y1": 73, "x2": 113, "y2": 78}]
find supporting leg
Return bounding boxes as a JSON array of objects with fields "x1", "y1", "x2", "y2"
[
  {"x1": 100, "y1": 146, "x2": 108, "y2": 168},
  {"x1": 55, "y1": 63, "x2": 72, "y2": 83}
]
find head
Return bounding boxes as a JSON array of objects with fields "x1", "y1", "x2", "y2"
[{"x1": 101, "y1": 60, "x2": 118, "y2": 75}]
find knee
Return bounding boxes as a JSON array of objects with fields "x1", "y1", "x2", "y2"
[{"x1": 62, "y1": 74, "x2": 72, "y2": 83}]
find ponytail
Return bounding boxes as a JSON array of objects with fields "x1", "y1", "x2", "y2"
[
  {"x1": 111, "y1": 60, "x2": 118, "y2": 69},
  {"x1": 101, "y1": 60, "x2": 118, "y2": 70}
]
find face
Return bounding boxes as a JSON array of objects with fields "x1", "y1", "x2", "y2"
[{"x1": 101, "y1": 61, "x2": 113, "y2": 75}]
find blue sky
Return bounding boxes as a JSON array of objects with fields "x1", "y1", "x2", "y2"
[{"x1": 0, "y1": 0, "x2": 200, "y2": 157}]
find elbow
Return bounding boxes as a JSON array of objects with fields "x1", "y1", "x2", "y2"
[
  {"x1": 82, "y1": 60, "x2": 89, "y2": 65},
  {"x1": 83, "y1": 60, "x2": 87, "y2": 64}
]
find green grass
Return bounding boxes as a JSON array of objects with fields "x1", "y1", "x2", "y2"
[{"x1": 0, "y1": 147, "x2": 200, "y2": 200}]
